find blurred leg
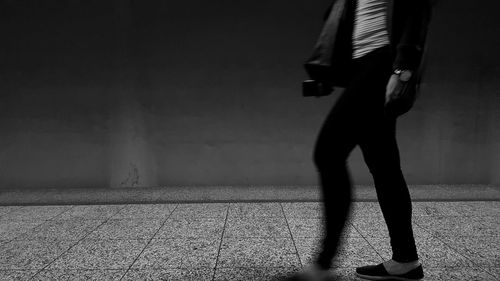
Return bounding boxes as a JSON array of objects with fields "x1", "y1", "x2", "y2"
[{"x1": 312, "y1": 90, "x2": 358, "y2": 269}]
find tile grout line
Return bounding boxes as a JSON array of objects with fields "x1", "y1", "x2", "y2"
[
  {"x1": 0, "y1": 205, "x2": 23, "y2": 220},
  {"x1": 1, "y1": 208, "x2": 72, "y2": 245},
  {"x1": 0, "y1": 205, "x2": 80, "y2": 277},
  {"x1": 2, "y1": 202, "x2": 495, "y2": 279},
  {"x1": 0, "y1": 206, "x2": 75, "y2": 246},
  {"x1": 414, "y1": 217, "x2": 496, "y2": 270},
  {"x1": 412, "y1": 219, "x2": 498, "y2": 277},
  {"x1": 483, "y1": 267, "x2": 500, "y2": 279},
  {"x1": 349, "y1": 205, "x2": 388, "y2": 263},
  {"x1": 415, "y1": 207, "x2": 500, "y2": 274},
  {"x1": 25, "y1": 205, "x2": 78, "y2": 232},
  {"x1": 211, "y1": 203, "x2": 230, "y2": 281},
  {"x1": 117, "y1": 203, "x2": 180, "y2": 281},
  {"x1": 27, "y1": 204, "x2": 129, "y2": 280},
  {"x1": 280, "y1": 202, "x2": 304, "y2": 268},
  {"x1": 410, "y1": 217, "x2": 440, "y2": 268}
]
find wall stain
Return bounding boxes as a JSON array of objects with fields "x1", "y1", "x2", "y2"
[{"x1": 121, "y1": 162, "x2": 140, "y2": 187}]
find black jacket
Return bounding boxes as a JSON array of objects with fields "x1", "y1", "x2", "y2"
[{"x1": 305, "y1": 0, "x2": 432, "y2": 88}]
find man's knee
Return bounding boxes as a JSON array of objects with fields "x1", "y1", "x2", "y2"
[
  {"x1": 313, "y1": 143, "x2": 349, "y2": 170},
  {"x1": 366, "y1": 161, "x2": 402, "y2": 176},
  {"x1": 362, "y1": 145, "x2": 402, "y2": 176}
]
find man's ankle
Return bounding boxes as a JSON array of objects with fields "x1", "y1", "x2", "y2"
[
  {"x1": 392, "y1": 259, "x2": 420, "y2": 265},
  {"x1": 382, "y1": 259, "x2": 420, "y2": 275}
]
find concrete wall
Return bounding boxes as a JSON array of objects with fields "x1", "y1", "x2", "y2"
[{"x1": 0, "y1": 0, "x2": 498, "y2": 189}]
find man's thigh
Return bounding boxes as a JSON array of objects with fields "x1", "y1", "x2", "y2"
[
  {"x1": 313, "y1": 88, "x2": 360, "y2": 164},
  {"x1": 358, "y1": 116, "x2": 401, "y2": 173}
]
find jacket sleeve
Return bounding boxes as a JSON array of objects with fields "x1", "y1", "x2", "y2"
[
  {"x1": 323, "y1": 0, "x2": 336, "y2": 21},
  {"x1": 392, "y1": 0, "x2": 432, "y2": 71}
]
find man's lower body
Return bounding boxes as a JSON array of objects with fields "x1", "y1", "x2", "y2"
[{"x1": 302, "y1": 45, "x2": 423, "y2": 280}]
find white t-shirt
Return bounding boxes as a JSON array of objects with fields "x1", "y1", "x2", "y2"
[{"x1": 352, "y1": 0, "x2": 390, "y2": 59}]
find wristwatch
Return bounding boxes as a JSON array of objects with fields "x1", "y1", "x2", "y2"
[{"x1": 393, "y1": 69, "x2": 412, "y2": 82}]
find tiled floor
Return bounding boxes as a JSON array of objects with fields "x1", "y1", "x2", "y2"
[{"x1": 0, "y1": 201, "x2": 498, "y2": 280}]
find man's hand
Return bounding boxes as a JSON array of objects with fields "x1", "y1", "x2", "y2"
[{"x1": 385, "y1": 74, "x2": 405, "y2": 105}]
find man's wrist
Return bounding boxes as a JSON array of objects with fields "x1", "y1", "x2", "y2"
[{"x1": 393, "y1": 69, "x2": 413, "y2": 82}]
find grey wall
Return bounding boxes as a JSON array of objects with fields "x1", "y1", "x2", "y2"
[{"x1": 0, "y1": 0, "x2": 499, "y2": 189}]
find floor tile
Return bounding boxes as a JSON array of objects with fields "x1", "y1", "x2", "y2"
[
  {"x1": 366, "y1": 235, "x2": 476, "y2": 268},
  {"x1": 0, "y1": 270, "x2": 38, "y2": 281},
  {"x1": 350, "y1": 202, "x2": 383, "y2": 218},
  {"x1": 294, "y1": 237, "x2": 382, "y2": 268},
  {"x1": 85, "y1": 218, "x2": 164, "y2": 240},
  {"x1": 433, "y1": 201, "x2": 500, "y2": 217},
  {"x1": 0, "y1": 206, "x2": 22, "y2": 218},
  {"x1": 351, "y1": 216, "x2": 389, "y2": 238},
  {"x1": 0, "y1": 206, "x2": 73, "y2": 221},
  {"x1": 131, "y1": 237, "x2": 220, "y2": 269},
  {"x1": 224, "y1": 216, "x2": 290, "y2": 238},
  {"x1": 350, "y1": 216, "x2": 430, "y2": 239},
  {"x1": 228, "y1": 202, "x2": 283, "y2": 218},
  {"x1": 286, "y1": 218, "x2": 360, "y2": 239},
  {"x1": 286, "y1": 218, "x2": 324, "y2": 239},
  {"x1": 291, "y1": 235, "x2": 325, "y2": 266},
  {"x1": 326, "y1": 267, "x2": 361, "y2": 281},
  {"x1": 214, "y1": 266, "x2": 301, "y2": 281},
  {"x1": 285, "y1": 267, "x2": 361, "y2": 281},
  {"x1": 0, "y1": 201, "x2": 495, "y2": 280},
  {"x1": 414, "y1": 215, "x2": 497, "y2": 237},
  {"x1": 111, "y1": 204, "x2": 177, "y2": 219},
  {"x1": 472, "y1": 216, "x2": 500, "y2": 229},
  {"x1": 14, "y1": 219, "x2": 105, "y2": 240},
  {"x1": 484, "y1": 267, "x2": 499, "y2": 279},
  {"x1": 0, "y1": 220, "x2": 46, "y2": 240},
  {"x1": 56, "y1": 205, "x2": 126, "y2": 220},
  {"x1": 0, "y1": 238, "x2": 77, "y2": 270},
  {"x1": 217, "y1": 237, "x2": 300, "y2": 268},
  {"x1": 47, "y1": 238, "x2": 148, "y2": 269},
  {"x1": 169, "y1": 203, "x2": 228, "y2": 219},
  {"x1": 412, "y1": 202, "x2": 463, "y2": 216},
  {"x1": 438, "y1": 235, "x2": 500, "y2": 267},
  {"x1": 281, "y1": 202, "x2": 324, "y2": 219},
  {"x1": 424, "y1": 265, "x2": 494, "y2": 280},
  {"x1": 31, "y1": 269, "x2": 126, "y2": 281},
  {"x1": 122, "y1": 267, "x2": 214, "y2": 281},
  {"x1": 156, "y1": 217, "x2": 224, "y2": 239}
]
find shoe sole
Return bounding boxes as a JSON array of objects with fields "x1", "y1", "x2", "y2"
[{"x1": 355, "y1": 272, "x2": 423, "y2": 281}]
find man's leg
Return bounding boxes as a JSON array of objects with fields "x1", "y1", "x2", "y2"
[
  {"x1": 359, "y1": 116, "x2": 419, "y2": 264},
  {"x1": 310, "y1": 46, "x2": 396, "y2": 270},
  {"x1": 312, "y1": 83, "x2": 360, "y2": 270},
  {"x1": 353, "y1": 45, "x2": 419, "y2": 265},
  {"x1": 344, "y1": 46, "x2": 424, "y2": 280}
]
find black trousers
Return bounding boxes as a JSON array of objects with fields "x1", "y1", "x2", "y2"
[{"x1": 313, "y1": 45, "x2": 419, "y2": 269}]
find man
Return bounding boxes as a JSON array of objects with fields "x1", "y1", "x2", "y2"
[{"x1": 291, "y1": 0, "x2": 432, "y2": 280}]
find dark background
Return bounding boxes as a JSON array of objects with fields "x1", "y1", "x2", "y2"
[{"x1": 0, "y1": 0, "x2": 499, "y2": 189}]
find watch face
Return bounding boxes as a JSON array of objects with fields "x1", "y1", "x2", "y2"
[{"x1": 400, "y1": 71, "x2": 412, "y2": 82}]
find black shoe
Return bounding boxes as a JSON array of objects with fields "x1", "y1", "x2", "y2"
[{"x1": 355, "y1": 263, "x2": 424, "y2": 280}]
